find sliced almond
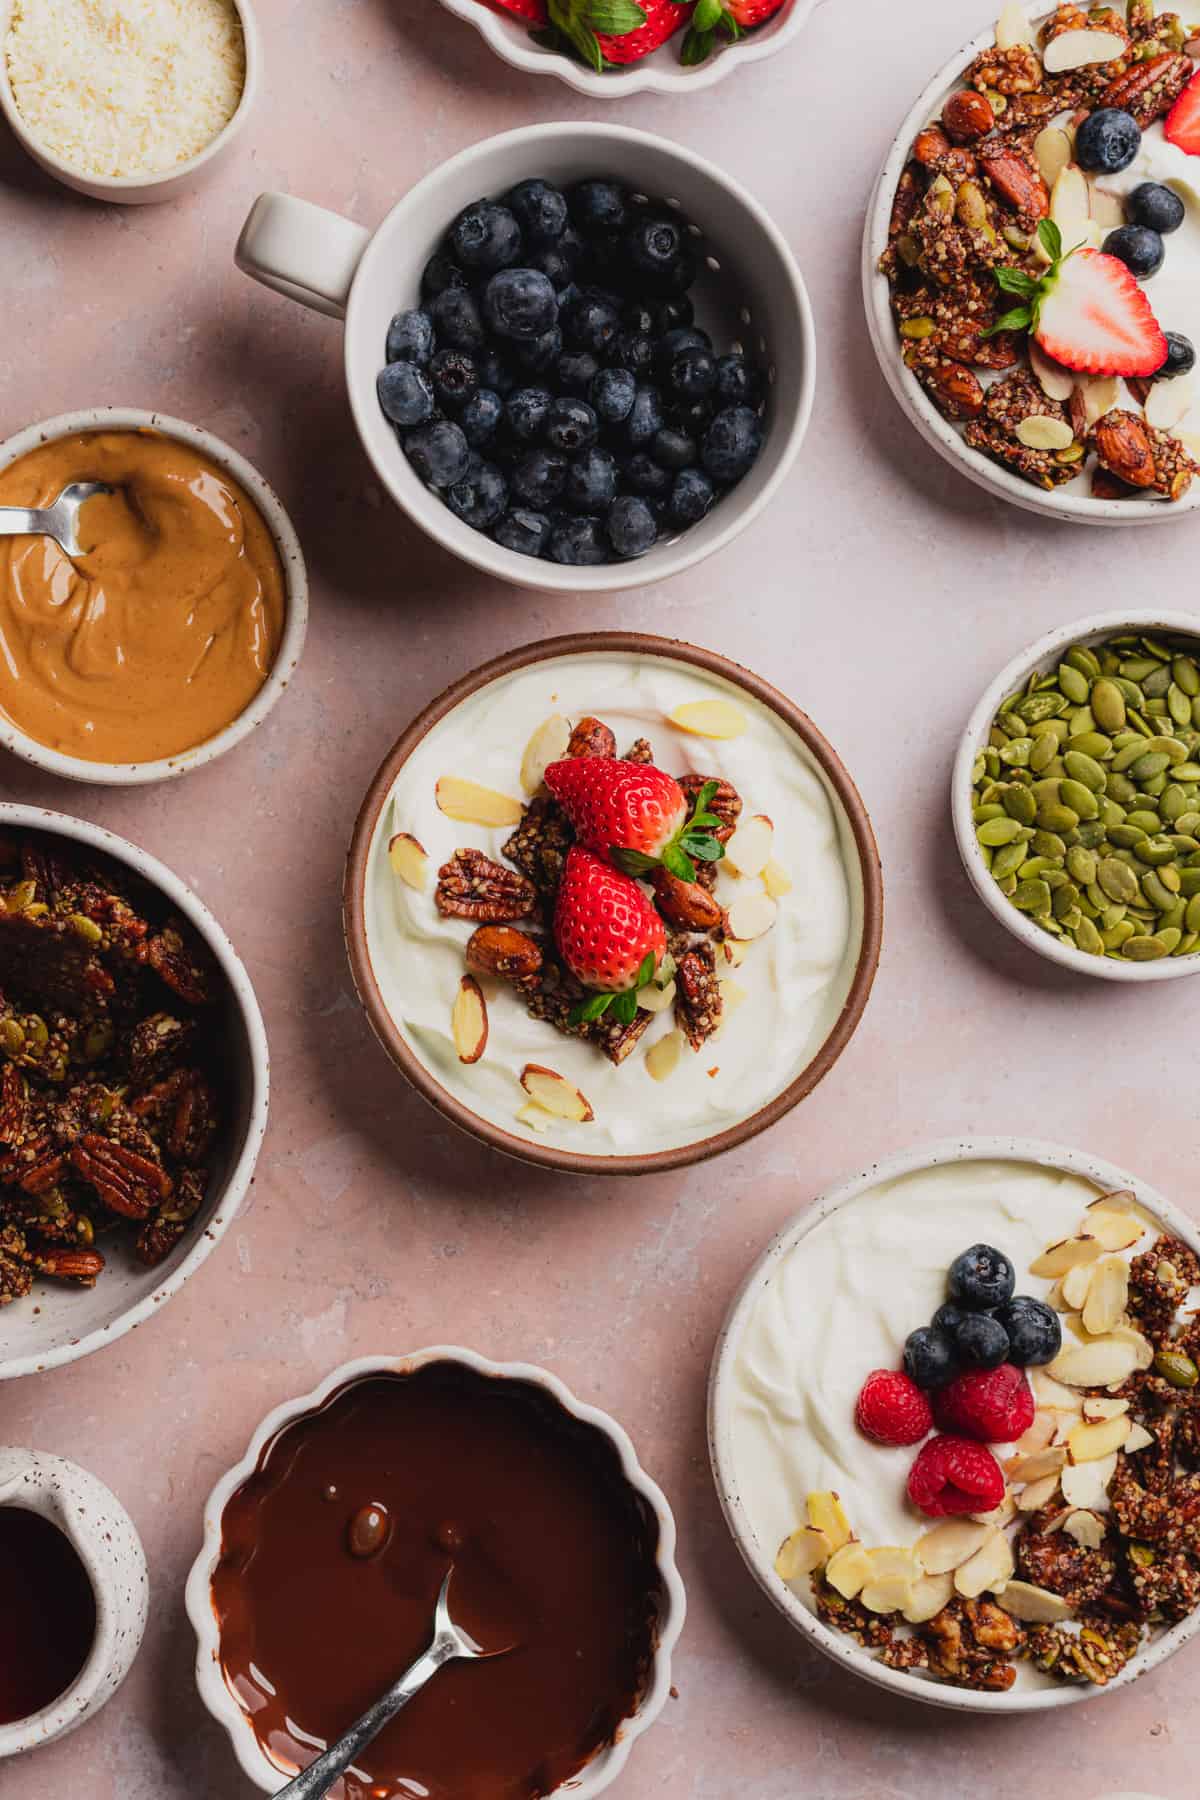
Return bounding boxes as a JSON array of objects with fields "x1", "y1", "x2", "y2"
[
  {"x1": 1078, "y1": 373, "x2": 1120, "y2": 427},
  {"x1": 1033, "y1": 126, "x2": 1073, "y2": 195},
  {"x1": 668, "y1": 698, "x2": 747, "y2": 739},
  {"x1": 994, "y1": 1, "x2": 1033, "y2": 49},
  {"x1": 954, "y1": 1529, "x2": 1014, "y2": 1599},
  {"x1": 1013, "y1": 1412, "x2": 1056, "y2": 1456},
  {"x1": 1050, "y1": 1410, "x2": 1083, "y2": 1446},
  {"x1": 1050, "y1": 163, "x2": 1091, "y2": 239},
  {"x1": 1029, "y1": 334, "x2": 1076, "y2": 401},
  {"x1": 1043, "y1": 26, "x2": 1127, "y2": 72},
  {"x1": 1063, "y1": 1509, "x2": 1106, "y2": 1549},
  {"x1": 1061, "y1": 1453, "x2": 1117, "y2": 1510},
  {"x1": 645, "y1": 1030, "x2": 684, "y2": 1084},
  {"x1": 1125, "y1": 1422, "x2": 1153, "y2": 1453},
  {"x1": 824, "y1": 1542, "x2": 872, "y2": 1600},
  {"x1": 806, "y1": 1491, "x2": 851, "y2": 1552},
  {"x1": 1029, "y1": 1234, "x2": 1103, "y2": 1279},
  {"x1": 995, "y1": 1580, "x2": 1073, "y2": 1623},
  {"x1": 1082, "y1": 1254, "x2": 1129, "y2": 1336},
  {"x1": 1016, "y1": 414, "x2": 1075, "y2": 451},
  {"x1": 515, "y1": 1101, "x2": 553, "y2": 1134},
  {"x1": 388, "y1": 831, "x2": 430, "y2": 893},
  {"x1": 1048, "y1": 1335, "x2": 1140, "y2": 1387},
  {"x1": 1085, "y1": 1206, "x2": 1144, "y2": 1252},
  {"x1": 1006, "y1": 1444, "x2": 1067, "y2": 1484},
  {"x1": 761, "y1": 857, "x2": 792, "y2": 899},
  {"x1": 1017, "y1": 1472, "x2": 1062, "y2": 1513},
  {"x1": 903, "y1": 1571, "x2": 955, "y2": 1624},
  {"x1": 1067, "y1": 1413, "x2": 1131, "y2": 1463},
  {"x1": 637, "y1": 978, "x2": 676, "y2": 1014},
  {"x1": 1146, "y1": 374, "x2": 1196, "y2": 434},
  {"x1": 1090, "y1": 187, "x2": 1125, "y2": 232},
  {"x1": 451, "y1": 975, "x2": 488, "y2": 1064},
  {"x1": 519, "y1": 714, "x2": 572, "y2": 795},
  {"x1": 1060, "y1": 1260, "x2": 1095, "y2": 1312},
  {"x1": 1045, "y1": 1280, "x2": 1072, "y2": 1313},
  {"x1": 435, "y1": 776, "x2": 523, "y2": 828},
  {"x1": 519, "y1": 1064, "x2": 593, "y2": 1122},
  {"x1": 1108, "y1": 1323, "x2": 1154, "y2": 1371},
  {"x1": 725, "y1": 814, "x2": 774, "y2": 879},
  {"x1": 725, "y1": 892, "x2": 777, "y2": 942},
  {"x1": 1032, "y1": 1369, "x2": 1081, "y2": 1411},
  {"x1": 915, "y1": 1518, "x2": 992, "y2": 1576},
  {"x1": 1082, "y1": 1396, "x2": 1128, "y2": 1423},
  {"x1": 867, "y1": 1545, "x2": 919, "y2": 1581},
  {"x1": 972, "y1": 1491, "x2": 1017, "y2": 1528},
  {"x1": 775, "y1": 1525, "x2": 832, "y2": 1582},
  {"x1": 860, "y1": 1574, "x2": 914, "y2": 1615}
]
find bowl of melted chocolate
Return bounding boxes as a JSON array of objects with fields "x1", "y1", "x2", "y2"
[{"x1": 190, "y1": 1350, "x2": 685, "y2": 1799}]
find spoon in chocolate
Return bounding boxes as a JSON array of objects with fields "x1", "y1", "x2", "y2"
[
  {"x1": 0, "y1": 482, "x2": 113, "y2": 558},
  {"x1": 275, "y1": 1568, "x2": 515, "y2": 1800}
]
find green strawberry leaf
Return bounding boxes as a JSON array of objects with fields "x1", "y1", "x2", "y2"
[
  {"x1": 689, "y1": 811, "x2": 724, "y2": 831},
  {"x1": 681, "y1": 834, "x2": 723, "y2": 863},
  {"x1": 548, "y1": 0, "x2": 604, "y2": 68},
  {"x1": 583, "y1": 0, "x2": 645, "y2": 32},
  {"x1": 693, "y1": 0, "x2": 724, "y2": 30},
  {"x1": 660, "y1": 841, "x2": 697, "y2": 882},
  {"x1": 611, "y1": 846, "x2": 659, "y2": 878},
  {"x1": 610, "y1": 989, "x2": 639, "y2": 1025},
  {"x1": 569, "y1": 991, "x2": 614, "y2": 1025},
  {"x1": 680, "y1": 23, "x2": 715, "y2": 62},
  {"x1": 1038, "y1": 217, "x2": 1063, "y2": 263},
  {"x1": 690, "y1": 779, "x2": 720, "y2": 818},
  {"x1": 635, "y1": 951, "x2": 657, "y2": 989}
]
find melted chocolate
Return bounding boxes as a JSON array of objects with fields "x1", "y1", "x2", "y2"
[
  {"x1": 0, "y1": 1507, "x2": 96, "y2": 1725},
  {"x1": 213, "y1": 1365, "x2": 663, "y2": 1800}
]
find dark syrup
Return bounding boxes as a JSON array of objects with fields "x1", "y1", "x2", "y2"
[{"x1": 0, "y1": 1507, "x2": 97, "y2": 1725}]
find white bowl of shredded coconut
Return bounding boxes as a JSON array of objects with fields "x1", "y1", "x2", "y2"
[{"x1": 0, "y1": 0, "x2": 260, "y2": 203}]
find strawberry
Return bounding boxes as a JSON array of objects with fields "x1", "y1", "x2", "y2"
[
  {"x1": 723, "y1": 0, "x2": 785, "y2": 23},
  {"x1": 554, "y1": 848, "x2": 666, "y2": 1023},
  {"x1": 989, "y1": 219, "x2": 1167, "y2": 378},
  {"x1": 543, "y1": 757, "x2": 726, "y2": 881},
  {"x1": 544, "y1": 0, "x2": 689, "y2": 70},
  {"x1": 1165, "y1": 67, "x2": 1200, "y2": 157},
  {"x1": 679, "y1": 0, "x2": 782, "y2": 63},
  {"x1": 485, "y1": 0, "x2": 548, "y2": 22}
]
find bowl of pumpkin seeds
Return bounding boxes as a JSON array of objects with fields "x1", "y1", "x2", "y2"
[{"x1": 954, "y1": 612, "x2": 1200, "y2": 979}]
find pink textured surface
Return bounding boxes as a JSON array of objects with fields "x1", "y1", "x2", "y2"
[{"x1": 0, "y1": 1, "x2": 1196, "y2": 1795}]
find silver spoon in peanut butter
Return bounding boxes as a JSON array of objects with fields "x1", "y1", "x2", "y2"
[{"x1": 0, "y1": 481, "x2": 113, "y2": 558}]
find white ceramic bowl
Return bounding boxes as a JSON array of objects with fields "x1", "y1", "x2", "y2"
[
  {"x1": 0, "y1": 0, "x2": 261, "y2": 204},
  {"x1": 436, "y1": 0, "x2": 821, "y2": 98},
  {"x1": 186, "y1": 1347, "x2": 686, "y2": 1795},
  {"x1": 861, "y1": 6, "x2": 1200, "y2": 527},
  {"x1": 953, "y1": 609, "x2": 1200, "y2": 981},
  {"x1": 0, "y1": 407, "x2": 307, "y2": 786},
  {"x1": 0, "y1": 1448, "x2": 148, "y2": 1757},
  {"x1": 235, "y1": 122, "x2": 815, "y2": 594},
  {"x1": 0, "y1": 803, "x2": 269, "y2": 1379},
  {"x1": 709, "y1": 1135, "x2": 1200, "y2": 1713}
]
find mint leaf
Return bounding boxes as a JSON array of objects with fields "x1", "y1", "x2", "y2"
[
  {"x1": 682, "y1": 834, "x2": 723, "y2": 863},
  {"x1": 635, "y1": 951, "x2": 657, "y2": 989},
  {"x1": 690, "y1": 779, "x2": 720, "y2": 819},
  {"x1": 984, "y1": 304, "x2": 1033, "y2": 336},
  {"x1": 569, "y1": 991, "x2": 614, "y2": 1025},
  {"x1": 995, "y1": 267, "x2": 1037, "y2": 297},
  {"x1": 611, "y1": 846, "x2": 658, "y2": 877},
  {"x1": 1038, "y1": 217, "x2": 1063, "y2": 263},
  {"x1": 661, "y1": 842, "x2": 696, "y2": 882},
  {"x1": 611, "y1": 989, "x2": 639, "y2": 1025},
  {"x1": 689, "y1": 811, "x2": 724, "y2": 831},
  {"x1": 693, "y1": 0, "x2": 724, "y2": 30},
  {"x1": 583, "y1": 0, "x2": 645, "y2": 32},
  {"x1": 680, "y1": 24, "x2": 714, "y2": 63}
]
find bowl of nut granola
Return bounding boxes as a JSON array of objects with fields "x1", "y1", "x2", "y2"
[
  {"x1": 710, "y1": 1136, "x2": 1200, "y2": 1709},
  {"x1": 865, "y1": 2, "x2": 1200, "y2": 523},
  {"x1": 343, "y1": 633, "x2": 882, "y2": 1174},
  {"x1": 0, "y1": 805, "x2": 269, "y2": 1379}
]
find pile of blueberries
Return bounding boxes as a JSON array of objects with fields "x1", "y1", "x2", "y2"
[
  {"x1": 902, "y1": 1243, "x2": 1062, "y2": 1389},
  {"x1": 376, "y1": 175, "x2": 768, "y2": 565},
  {"x1": 1075, "y1": 109, "x2": 1195, "y2": 380}
]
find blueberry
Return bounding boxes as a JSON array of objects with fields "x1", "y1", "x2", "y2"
[
  {"x1": 651, "y1": 427, "x2": 696, "y2": 471},
  {"x1": 556, "y1": 350, "x2": 600, "y2": 397},
  {"x1": 561, "y1": 290, "x2": 621, "y2": 355},
  {"x1": 626, "y1": 385, "x2": 664, "y2": 448},
  {"x1": 504, "y1": 178, "x2": 568, "y2": 245},
  {"x1": 665, "y1": 346, "x2": 717, "y2": 402},
  {"x1": 994, "y1": 1296, "x2": 1062, "y2": 1368},
  {"x1": 547, "y1": 514, "x2": 608, "y2": 565},
  {"x1": 564, "y1": 446, "x2": 617, "y2": 514},
  {"x1": 647, "y1": 295, "x2": 694, "y2": 334},
  {"x1": 449, "y1": 200, "x2": 522, "y2": 273},
  {"x1": 505, "y1": 386, "x2": 553, "y2": 441},
  {"x1": 947, "y1": 1243, "x2": 1016, "y2": 1311},
  {"x1": 421, "y1": 251, "x2": 467, "y2": 300},
  {"x1": 385, "y1": 308, "x2": 435, "y2": 367},
  {"x1": 429, "y1": 348, "x2": 479, "y2": 411},
  {"x1": 493, "y1": 507, "x2": 552, "y2": 557},
  {"x1": 589, "y1": 367, "x2": 637, "y2": 425},
  {"x1": 556, "y1": 281, "x2": 582, "y2": 318},
  {"x1": 714, "y1": 353, "x2": 758, "y2": 409},
  {"x1": 701, "y1": 406, "x2": 764, "y2": 486},
  {"x1": 511, "y1": 447, "x2": 568, "y2": 508},
  {"x1": 513, "y1": 324, "x2": 562, "y2": 373},
  {"x1": 545, "y1": 397, "x2": 599, "y2": 454},
  {"x1": 482, "y1": 267, "x2": 557, "y2": 342},
  {"x1": 570, "y1": 178, "x2": 628, "y2": 237},
  {"x1": 955, "y1": 1312, "x2": 1010, "y2": 1369},
  {"x1": 1127, "y1": 180, "x2": 1186, "y2": 235},
  {"x1": 903, "y1": 1325, "x2": 959, "y2": 1390},
  {"x1": 1075, "y1": 107, "x2": 1141, "y2": 175},
  {"x1": 657, "y1": 327, "x2": 712, "y2": 371},
  {"x1": 428, "y1": 287, "x2": 485, "y2": 353},
  {"x1": 1157, "y1": 330, "x2": 1196, "y2": 378},
  {"x1": 624, "y1": 451, "x2": 671, "y2": 497},
  {"x1": 460, "y1": 388, "x2": 503, "y2": 448},
  {"x1": 529, "y1": 243, "x2": 576, "y2": 291},
  {"x1": 625, "y1": 214, "x2": 694, "y2": 293},
  {"x1": 403, "y1": 420, "x2": 470, "y2": 489},
  {"x1": 1103, "y1": 223, "x2": 1165, "y2": 278},
  {"x1": 606, "y1": 494, "x2": 657, "y2": 559},
  {"x1": 605, "y1": 329, "x2": 654, "y2": 376},
  {"x1": 667, "y1": 466, "x2": 714, "y2": 526},
  {"x1": 476, "y1": 350, "x2": 516, "y2": 398},
  {"x1": 622, "y1": 302, "x2": 656, "y2": 336},
  {"x1": 377, "y1": 361, "x2": 435, "y2": 429},
  {"x1": 446, "y1": 458, "x2": 508, "y2": 530},
  {"x1": 932, "y1": 1301, "x2": 967, "y2": 1340},
  {"x1": 669, "y1": 397, "x2": 715, "y2": 436}
]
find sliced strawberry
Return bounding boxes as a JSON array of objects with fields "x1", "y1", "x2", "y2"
[
  {"x1": 544, "y1": 0, "x2": 689, "y2": 70},
  {"x1": 554, "y1": 847, "x2": 666, "y2": 1024},
  {"x1": 484, "y1": 0, "x2": 548, "y2": 22},
  {"x1": 990, "y1": 220, "x2": 1167, "y2": 379},
  {"x1": 1165, "y1": 67, "x2": 1200, "y2": 156}
]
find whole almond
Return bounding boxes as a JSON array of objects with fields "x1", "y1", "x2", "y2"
[
  {"x1": 943, "y1": 88, "x2": 996, "y2": 142},
  {"x1": 566, "y1": 716, "x2": 616, "y2": 759},
  {"x1": 651, "y1": 867, "x2": 724, "y2": 931},
  {"x1": 1094, "y1": 412, "x2": 1157, "y2": 488},
  {"x1": 465, "y1": 925, "x2": 543, "y2": 980}
]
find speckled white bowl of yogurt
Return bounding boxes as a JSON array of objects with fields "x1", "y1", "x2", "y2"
[
  {"x1": 709, "y1": 1137, "x2": 1200, "y2": 1710},
  {"x1": 344, "y1": 635, "x2": 882, "y2": 1174}
]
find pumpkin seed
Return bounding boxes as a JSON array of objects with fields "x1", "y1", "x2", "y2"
[
  {"x1": 1002, "y1": 785, "x2": 1038, "y2": 825},
  {"x1": 1091, "y1": 678, "x2": 1126, "y2": 732},
  {"x1": 1122, "y1": 935, "x2": 1169, "y2": 961},
  {"x1": 978, "y1": 817, "x2": 1025, "y2": 847},
  {"x1": 1074, "y1": 916, "x2": 1104, "y2": 955}
]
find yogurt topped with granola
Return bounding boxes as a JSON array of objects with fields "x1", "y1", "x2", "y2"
[{"x1": 364, "y1": 651, "x2": 861, "y2": 1157}]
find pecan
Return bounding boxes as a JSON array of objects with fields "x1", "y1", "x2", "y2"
[
  {"x1": 32, "y1": 1246, "x2": 105, "y2": 1286},
  {"x1": 136, "y1": 1167, "x2": 205, "y2": 1267},
  {"x1": 676, "y1": 774, "x2": 740, "y2": 838},
  {"x1": 675, "y1": 942, "x2": 723, "y2": 1051},
  {"x1": 465, "y1": 925, "x2": 544, "y2": 981},
  {"x1": 1092, "y1": 410, "x2": 1157, "y2": 488},
  {"x1": 435, "y1": 849, "x2": 535, "y2": 922},
  {"x1": 126, "y1": 1011, "x2": 193, "y2": 1086},
  {"x1": 1099, "y1": 51, "x2": 1191, "y2": 124},
  {"x1": 130, "y1": 1067, "x2": 218, "y2": 1163},
  {"x1": 144, "y1": 919, "x2": 217, "y2": 1006},
  {"x1": 943, "y1": 88, "x2": 996, "y2": 141},
  {"x1": 906, "y1": 348, "x2": 986, "y2": 421},
  {"x1": 70, "y1": 1133, "x2": 172, "y2": 1219},
  {"x1": 566, "y1": 716, "x2": 616, "y2": 759},
  {"x1": 978, "y1": 141, "x2": 1049, "y2": 223},
  {"x1": 650, "y1": 869, "x2": 724, "y2": 932}
]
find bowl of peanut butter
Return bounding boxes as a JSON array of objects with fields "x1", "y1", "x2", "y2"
[{"x1": 0, "y1": 408, "x2": 307, "y2": 784}]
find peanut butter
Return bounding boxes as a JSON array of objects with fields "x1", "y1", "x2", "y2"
[{"x1": 0, "y1": 429, "x2": 286, "y2": 764}]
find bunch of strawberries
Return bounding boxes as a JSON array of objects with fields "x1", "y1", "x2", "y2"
[{"x1": 485, "y1": 0, "x2": 784, "y2": 73}]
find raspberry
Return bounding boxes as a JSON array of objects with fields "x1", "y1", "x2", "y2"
[
  {"x1": 907, "y1": 1434, "x2": 1005, "y2": 1518},
  {"x1": 933, "y1": 1363, "x2": 1035, "y2": 1444},
  {"x1": 854, "y1": 1369, "x2": 933, "y2": 1446}
]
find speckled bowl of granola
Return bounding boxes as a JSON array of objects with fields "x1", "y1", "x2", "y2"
[
  {"x1": 343, "y1": 633, "x2": 882, "y2": 1175},
  {"x1": 864, "y1": 2, "x2": 1200, "y2": 524},
  {"x1": 710, "y1": 1136, "x2": 1200, "y2": 1711}
]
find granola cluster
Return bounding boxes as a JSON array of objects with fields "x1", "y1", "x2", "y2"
[{"x1": 0, "y1": 831, "x2": 225, "y2": 1307}]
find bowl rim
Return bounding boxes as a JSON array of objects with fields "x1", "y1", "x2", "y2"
[
  {"x1": 434, "y1": 0, "x2": 821, "y2": 98},
  {"x1": 0, "y1": 0, "x2": 261, "y2": 197},
  {"x1": 860, "y1": 4, "x2": 1200, "y2": 527},
  {"x1": 0, "y1": 406, "x2": 308, "y2": 786},
  {"x1": 343, "y1": 119, "x2": 817, "y2": 594},
  {"x1": 0, "y1": 802, "x2": 270, "y2": 1380},
  {"x1": 342, "y1": 629, "x2": 884, "y2": 1175},
  {"x1": 951, "y1": 608, "x2": 1200, "y2": 981},
  {"x1": 184, "y1": 1345, "x2": 687, "y2": 1797},
  {"x1": 707, "y1": 1133, "x2": 1200, "y2": 1713}
]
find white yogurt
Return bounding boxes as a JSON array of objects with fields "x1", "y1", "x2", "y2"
[{"x1": 363, "y1": 651, "x2": 862, "y2": 1157}]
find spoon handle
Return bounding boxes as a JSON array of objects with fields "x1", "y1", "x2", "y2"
[
  {"x1": 0, "y1": 506, "x2": 57, "y2": 540},
  {"x1": 275, "y1": 1638, "x2": 457, "y2": 1800}
]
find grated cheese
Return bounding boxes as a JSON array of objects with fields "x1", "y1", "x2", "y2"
[{"x1": 5, "y1": 0, "x2": 246, "y2": 180}]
